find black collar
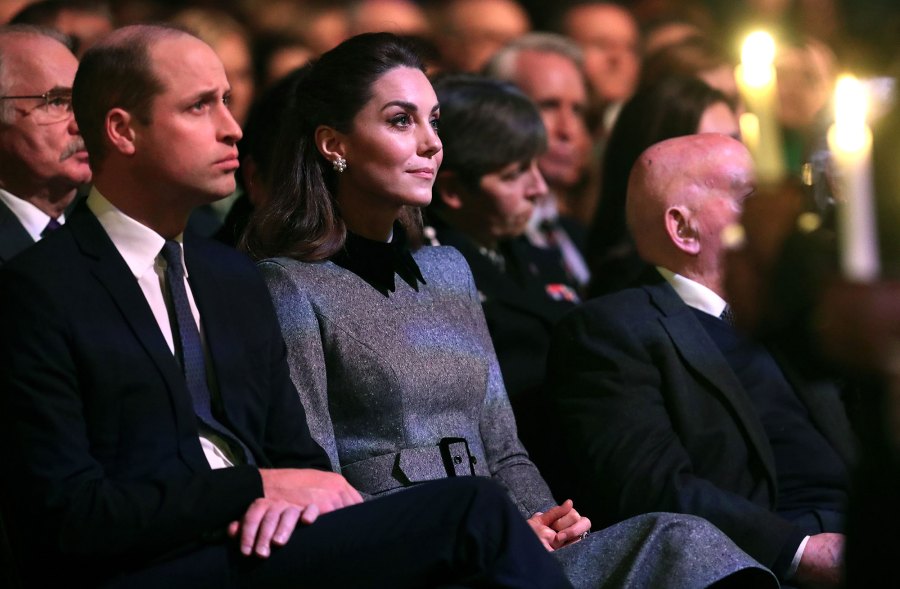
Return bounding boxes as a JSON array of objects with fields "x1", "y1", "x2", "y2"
[{"x1": 332, "y1": 223, "x2": 426, "y2": 296}]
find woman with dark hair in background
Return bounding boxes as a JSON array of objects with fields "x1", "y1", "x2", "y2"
[
  {"x1": 244, "y1": 33, "x2": 773, "y2": 589},
  {"x1": 586, "y1": 75, "x2": 740, "y2": 297}
]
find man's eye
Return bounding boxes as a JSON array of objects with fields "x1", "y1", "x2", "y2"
[{"x1": 47, "y1": 95, "x2": 71, "y2": 109}]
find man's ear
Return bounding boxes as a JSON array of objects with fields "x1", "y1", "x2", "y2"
[
  {"x1": 434, "y1": 170, "x2": 465, "y2": 210},
  {"x1": 105, "y1": 108, "x2": 136, "y2": 156},
  {"x1": 314, "y1": 125, "x2": 346, "y2": 165},
  {"x1": 666, "y1": 206, "x2": 701, "y2": 255}
]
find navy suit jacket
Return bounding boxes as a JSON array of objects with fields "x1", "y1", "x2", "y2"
[
  {"x1": 547, "y1": 276, "x2": 856, "y2": 572},
  {"x1": 0, "y1": 198, "x2": 35, "y2": 266},
  {"x1": 0, "y1": 204, "x2": 329, "y2": 587}
]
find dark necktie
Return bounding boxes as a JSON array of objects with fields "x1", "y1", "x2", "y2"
[
  {"x1": 719, "y1": 304, "x2": 736, "y2": 327},
  {"x1": 42, "y1": 218, "x2": 61, "y2": 237},
  {"x1": 160, "y1": 240, "x2": 254, "y2": 465}
]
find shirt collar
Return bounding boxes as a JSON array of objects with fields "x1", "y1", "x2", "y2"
[
  {"x1": 656, "y1": 266, "x2": 727, "y2": 318},
  {"x1": 332, "y1": 222, "x2": 425, "y2": 296},
  {"x1": 87, "y1": 187, "x2": 185, "y2": 279},
  {"x1": 0, "y1": 188, "x2": 65, "y2": 242}
]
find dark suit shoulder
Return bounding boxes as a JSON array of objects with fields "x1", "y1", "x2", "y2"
[{"x1": 560, "y1": 285, "x2": 661, "y2": 333}]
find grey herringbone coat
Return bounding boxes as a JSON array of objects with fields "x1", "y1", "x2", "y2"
[{"x1": 259, "y1": 246, "x2": 776, "y2": 589}]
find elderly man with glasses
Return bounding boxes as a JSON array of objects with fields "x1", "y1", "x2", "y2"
[{"x1": 0, "y1": 25, "x2": 91, "y2": 266}]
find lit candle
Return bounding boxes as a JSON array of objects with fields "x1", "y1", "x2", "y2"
[
  {"x1": 735, "y1": 31, "x2": 786, "y2": 185},
  {"x1": 828, "y1": 74, "x2": 879, "y2": 281}
]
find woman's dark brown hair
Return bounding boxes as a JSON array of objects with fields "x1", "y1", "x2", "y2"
[{"x1": 241, "y1": 32, "x2": 426, "y2": 261}]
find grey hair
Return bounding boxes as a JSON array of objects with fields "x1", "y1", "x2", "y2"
[
  {"x1": 482, "y1": 32, "x2": 584, "y2": 81},
  {"x1": 0, "y1": 25, "x2": 72, "y2": 122}
]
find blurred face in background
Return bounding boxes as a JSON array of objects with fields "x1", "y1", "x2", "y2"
[
  {"x1": 213, "y1": 32, "x2": 254, "y2": 127},
  {"x1": 697, "y1": 101, "x2": 740, "y2": 139},
  {"x1": 563, "y1": 3, "x2": 640, "y2": 104},
  {"x1": 438, "y1": 0, "x2": 530, "y2": 72},
  {"x1": 511, "y1": 50, "x2": 591, "y2": 192}
]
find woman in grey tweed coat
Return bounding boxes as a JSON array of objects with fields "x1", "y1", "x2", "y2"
[{"x1": 243, "y1": 32, "x2": 775, "y2": 589}]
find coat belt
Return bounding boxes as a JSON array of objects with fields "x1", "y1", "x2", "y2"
[{"x1": 341, "y1": 437, "x2": 479, "y2": 495}]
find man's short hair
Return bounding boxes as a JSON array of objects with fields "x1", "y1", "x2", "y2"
[
  {"x1": 0, "y1": 25, "x2": 72, "y2": 123},
  {"x1": 72, "y1": 24, "x2": 191, "y2": 169},
  {"x1": 482, "y1": 32, "x2": 584, "y2": 81}
]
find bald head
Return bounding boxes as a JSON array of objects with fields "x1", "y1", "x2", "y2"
[{"x1": 626, "y1": 134, "x2": 754, "y2": 293}]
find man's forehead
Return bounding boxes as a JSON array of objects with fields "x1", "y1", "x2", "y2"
[
  {"x1": 0, "y1": 35, "x2": 77, "y2": 83},
  {"x1": 148, "y1": 35, "x2": 227, "y2": 87},
  {"x1": 516, "y1": 53, "x2": 586, "y2": 96}
]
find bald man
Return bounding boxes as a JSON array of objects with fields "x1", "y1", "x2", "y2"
[{"x1": 547, "y1": 134, "x2": 854, "y2": 589}]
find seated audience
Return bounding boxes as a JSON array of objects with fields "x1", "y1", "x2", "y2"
[
  {"x1": 246, "y1": 32, "x2": 775, "y2": 589},
  {"x1": 424, "y1": 74, "x2": 578, "y2": 481},
  {"x1": 639, "y1": 35, "x2": 739, "y2": 106},
  {"x1": 586, "y1": 75, "x2": 739, "y2": 296},
  {"x1": 251, "y1": 32, "x2": 313, "y2": 89},
  {"x1": 430, "y1": 0, "x2": 531, "y2": 73},
  {"x1": 9, "y1": 0, "x2": 113, "y2": 56},
  {"x1": 485, "y1": 33, "x2": 593, "y2": 287},
  {"x1": 0, "y1": 24, "x2": 575, "y2": 589},
  {"x1": 548, "y1": 133, "x2": 855, "y2": 588},
  {"x1": 0, "y1": 25, "x2": 91, "y2": 266},
  {"x1": 556, "y1": 1, "x2": 641, "y2": 134}
]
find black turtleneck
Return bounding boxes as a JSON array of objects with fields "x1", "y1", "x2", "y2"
[{"x1": 331, "y1": 223, "x2": 426, "y2": 296}]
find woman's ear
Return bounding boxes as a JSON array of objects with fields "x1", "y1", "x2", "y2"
[
  {"x1": 435, "y1": 170, "x2": 465, "y2": 210},
  {"x1": 105, "y1": 108, "x2": 137, "y2": 156},
  {"x1": 665, "y1": 206, "x2": 701, "y2": 255},
  {"x1": 314, "y1": 125, "x2": 346, "y2": 165}
]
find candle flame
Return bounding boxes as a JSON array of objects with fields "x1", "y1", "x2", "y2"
[{"x1": 740, "y1": 31, "x2": 776, "y2": 87}]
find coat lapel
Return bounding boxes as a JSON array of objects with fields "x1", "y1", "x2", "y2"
[
  {"x1": 67, "y1": 207, "x2": 209, "y2": 471},
  {"x1": 648, "y1": 281, "x2": 780, "y2": 497},
  {"x1": 0, "y1": 199, "x2": 36, "y2": 264}
]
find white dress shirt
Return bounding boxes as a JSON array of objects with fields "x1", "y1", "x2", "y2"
[
  {"x1": 0, "y1": 188, "x2": 66, "y2": 241},
  {"x1": 87, "y1": 188, "x2": 237, "y2": 469}
]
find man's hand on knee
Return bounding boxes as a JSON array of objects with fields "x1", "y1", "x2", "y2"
[{"x1": 794, "y1": 532, "x2": 844, "y2": 589}]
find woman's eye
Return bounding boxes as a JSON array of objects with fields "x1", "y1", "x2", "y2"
[
  {"x1": 390, "y1": 113, "x2": 411, "y2": 127},
  {"x1": 430, "y1": 117, "x2": 440, "y2": 132}
]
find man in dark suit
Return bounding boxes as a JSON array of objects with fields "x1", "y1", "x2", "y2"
[
  {"x1": 0, "y1": 25, "x2": 91, "y2": 265},
  {"x1": 0, "y1": 24, "x2": 572, "y2": 589},
  {"x1": 547, "y1": 134, "x2": 855, "y2": 588}
]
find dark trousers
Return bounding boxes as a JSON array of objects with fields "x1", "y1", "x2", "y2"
[{"x1": 100, "y1": 478, "x2": 572, "y2": 589}]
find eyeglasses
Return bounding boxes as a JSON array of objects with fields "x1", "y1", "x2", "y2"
[{"x1": 0, "y1": 89, "x2": 73, "y2": 123}]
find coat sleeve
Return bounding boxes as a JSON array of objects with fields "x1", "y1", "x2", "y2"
[
  {"x1": 454, "y1": 252, "x2": 557, "y2": 517},
  {"x1": 547, "y1": 299, "x2": 806, "y2": 575},
  {"x1": 258, "y1": 260, "x2": 342, "y2": 474},
  {"x1": 0, "y1": 266, "x2": 263, "y2": 558}
]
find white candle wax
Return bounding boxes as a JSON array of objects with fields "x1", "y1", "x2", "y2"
[
  {"x1": 735, "y1": 31, "x2": 786, "y2": 185},
  {"x1": 828, "y1": 75, "x2": 879, "y2": 281}
]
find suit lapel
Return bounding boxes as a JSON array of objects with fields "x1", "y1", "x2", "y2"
[
  {"x1": 648, "y1": 282, "x2": 780, "y2": 496},
  {"x1": 68, "y1": 207, "x2": 209, "y2": 471},
  {"x1": 0, "y1": 199, "x2": 36, "y2": 264}
]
